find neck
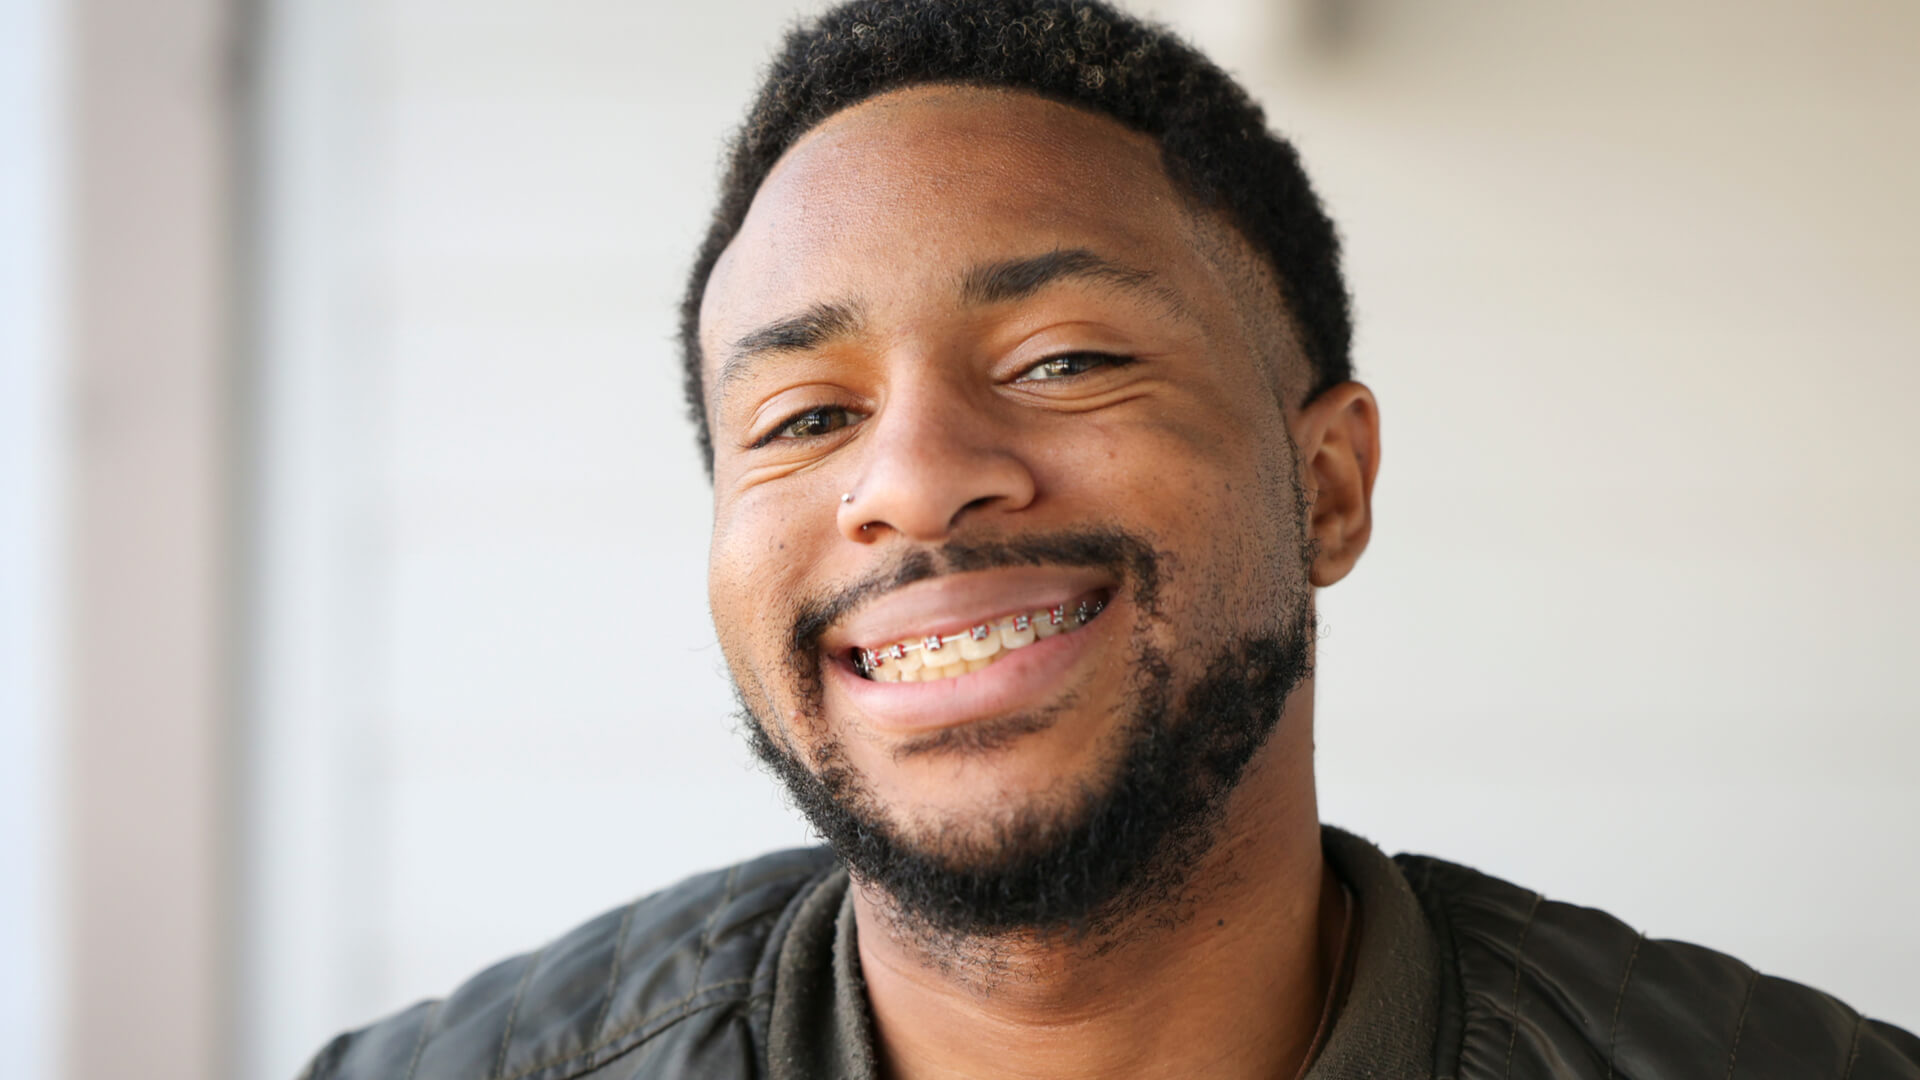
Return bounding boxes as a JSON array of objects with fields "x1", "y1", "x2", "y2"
[{"x1": 853, "y1": 696, "x2": 1334, "y2": 1080}]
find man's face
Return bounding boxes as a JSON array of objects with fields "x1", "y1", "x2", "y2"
[{"x1": 699, "y1": 87, "x2": 1330, "y2": 930}]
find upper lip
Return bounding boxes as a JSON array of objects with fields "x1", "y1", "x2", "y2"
[{"x1": 820, "y1": 566, "x2": 1117, "y2": 656}]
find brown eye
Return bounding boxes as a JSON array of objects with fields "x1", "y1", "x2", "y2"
[
  {"x1": 756, "y1": 405, "x2": 859, "y2": 448},
  {"x1": 1015, "y1": 352, "x2": 1132, "y2": 382}
]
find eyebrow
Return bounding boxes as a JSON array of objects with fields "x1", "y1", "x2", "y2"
[
  {"x1": 960, "y1": 248, "x2": 1172, "y2": 311},
  {"x1": 719, "y1": 300, "x2": 865, "y2": 395},
  {"x1": 716, "y1": 248, "x2": 1191, "y2": 399}
]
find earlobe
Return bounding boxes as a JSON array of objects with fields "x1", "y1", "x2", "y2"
[{"x1": 1296, "y1": 382, "x2": 1381, "y2": 588}]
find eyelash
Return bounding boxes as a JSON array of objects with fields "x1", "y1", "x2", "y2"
[
  {"x1": 1014, "y1": 350, "x2": 1134, "y2": 382},
  {"x1": 749, "y1": 352, "x2": 1135, "y2": 448},
  {"x1": 752, "y1": 405, "x2": 861, "y2": 449}
]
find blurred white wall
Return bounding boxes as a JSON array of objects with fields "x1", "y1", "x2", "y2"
[
  {"x1": 241, "y1": 4, "x2": 825, "y2": 1076},
  {"x1": 239, "y1": 2, "x2": 1919, "y2": 1077},
  {"x1": 1259, "y1": 0, "x2": 1920, "y2": 1038},
  {"x1": 1, "y1": 0, "x2": 66, "y2": 1076}
]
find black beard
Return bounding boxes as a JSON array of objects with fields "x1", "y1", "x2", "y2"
[{"x1": 741, "y1": 527, "x2": 1315, "y2": 941}]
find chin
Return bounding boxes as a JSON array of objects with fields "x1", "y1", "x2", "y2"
[{"x1": 881, "y1": 756, "x2": 1120, "y2": 871}]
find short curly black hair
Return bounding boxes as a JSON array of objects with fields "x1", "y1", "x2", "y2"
[{"x1": 679, "y1": 0, "x2": 1350, "y2": 470}]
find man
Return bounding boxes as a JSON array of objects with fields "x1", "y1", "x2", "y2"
[{"x1": 303, "y1": 1, "x2": 1919, "y2": 1076}]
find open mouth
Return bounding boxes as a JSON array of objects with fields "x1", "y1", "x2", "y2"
[{"x1": 848, "y1": 588, "x2": 1111, "y2": 682}]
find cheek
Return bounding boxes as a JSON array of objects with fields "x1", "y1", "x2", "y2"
[
  {"x1": 1046, "y1": 402, "x2": 1299, "y2": 643},
  {"x1": 707, "y1": 495, "x2": 825, "y2": 704},
  {"x1": 1059, "y1": 398, "x2": 1282, "y2": 541}
]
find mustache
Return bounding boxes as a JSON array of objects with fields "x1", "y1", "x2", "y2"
[{"x1": 786, "y1": 526, "x2": 1165, "y2": 664}]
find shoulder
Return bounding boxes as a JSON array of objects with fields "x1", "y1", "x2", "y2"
[
  {"x1": 1397, "y1": 853, "x2": 1920, "y2": 1079},
  {"x1": 300, "y1": 847, "x2": 839, "y2": 1080}
]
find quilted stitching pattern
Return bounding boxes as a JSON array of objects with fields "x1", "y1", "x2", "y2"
[
  {"x1": 306, "y1": 845, "x2": 1918, "y2": 1079},
  {"x1": 1401, "y1": 855, "x2": 1920, "y2": 1080},
  {"x1": 308, "y1": 848, "x2": 835, "y2": 1080}
]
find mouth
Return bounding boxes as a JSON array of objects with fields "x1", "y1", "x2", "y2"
[
  {"x1": 848, "y1": 588, "x2": 1112, "y2": 683},
  {"x1": 814, "y1": 564, "x2": 1126, "y2": 735}
]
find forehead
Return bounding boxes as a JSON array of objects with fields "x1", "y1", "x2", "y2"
[{"x1": 698, "y1": 86, "x2": 1202, "y2": 364}]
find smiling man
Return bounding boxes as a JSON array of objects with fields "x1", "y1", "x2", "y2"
[{"x1": 303, "y1": 2, "x2": 1918, "y2": 1078}]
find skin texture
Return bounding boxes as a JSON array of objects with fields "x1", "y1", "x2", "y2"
[{"x1": 701, "y1": 86, "x2": 1381, "y2": 1080}]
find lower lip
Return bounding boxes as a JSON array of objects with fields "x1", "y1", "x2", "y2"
[{"x1": 825, "y1": 604, "x2": 1117, "y2": 734}]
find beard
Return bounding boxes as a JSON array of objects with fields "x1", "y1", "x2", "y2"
[{"x1": 739, "y1": 524, "x2": 1316, "y2": 942}]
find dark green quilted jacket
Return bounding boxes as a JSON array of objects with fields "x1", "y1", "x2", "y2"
[{"x1": 300, "y1": 842, "x2": 1919, "y2": 1079}]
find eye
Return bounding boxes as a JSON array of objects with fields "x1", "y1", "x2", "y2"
[
  {"x1": 753, "y1": 405, "x2": 860, "y2": 448},
  {"x1": 1014, "y1": 351, "x2": 1133, "y2": 382}
]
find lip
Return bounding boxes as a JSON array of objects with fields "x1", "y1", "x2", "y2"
[
  {"x1": 822, "y1": 566, "x2": 1118, "y2": 656},
  {"x1": 824, "y1": 589, "x2": 1120, "y2": 736}
]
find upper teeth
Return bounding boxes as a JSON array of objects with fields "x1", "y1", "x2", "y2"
[{"x1": 856, "y1": 597, "x2": 1106, "y2": 681}]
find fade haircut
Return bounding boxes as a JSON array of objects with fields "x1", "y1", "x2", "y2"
[{"x1": 679, "y1": 0, "x2": 1351, "y2": 470}]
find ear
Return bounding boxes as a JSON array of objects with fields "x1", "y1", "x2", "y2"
[{"x1": 1292, "y1": 382, "x2": 1381, "y2": 587}]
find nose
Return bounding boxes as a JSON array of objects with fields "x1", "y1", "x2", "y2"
[{"x1": 837, "y1": 383, "x2": 1036, "y2": 543}]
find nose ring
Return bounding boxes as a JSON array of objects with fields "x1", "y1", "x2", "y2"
[{"x1": 840, "y1": 492, "x2": 854, "y2": 504}]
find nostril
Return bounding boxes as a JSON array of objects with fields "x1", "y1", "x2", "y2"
[{"x1": 951, "y1": 494, "x2": 999, "y2": 524}]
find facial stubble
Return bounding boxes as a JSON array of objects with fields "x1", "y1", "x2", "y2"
[{"x1": 738, "y1": 523, "x2": 1317, "y2": 951}]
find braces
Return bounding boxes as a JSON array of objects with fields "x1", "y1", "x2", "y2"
[{"x1": 854, "y1": 596, "x2": 1107, "y2": 675}]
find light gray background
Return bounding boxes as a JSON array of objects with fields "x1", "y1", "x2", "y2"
[
  {"x1": 6, "y1": 3, "x2": 1915, "y2": 1079},
  {"x1": 244, "y1": 5, "x2": 1920, "y2": 1076},
  {"x1": 1, "y1": 1, "x2": 65, "y2": 1077}
]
